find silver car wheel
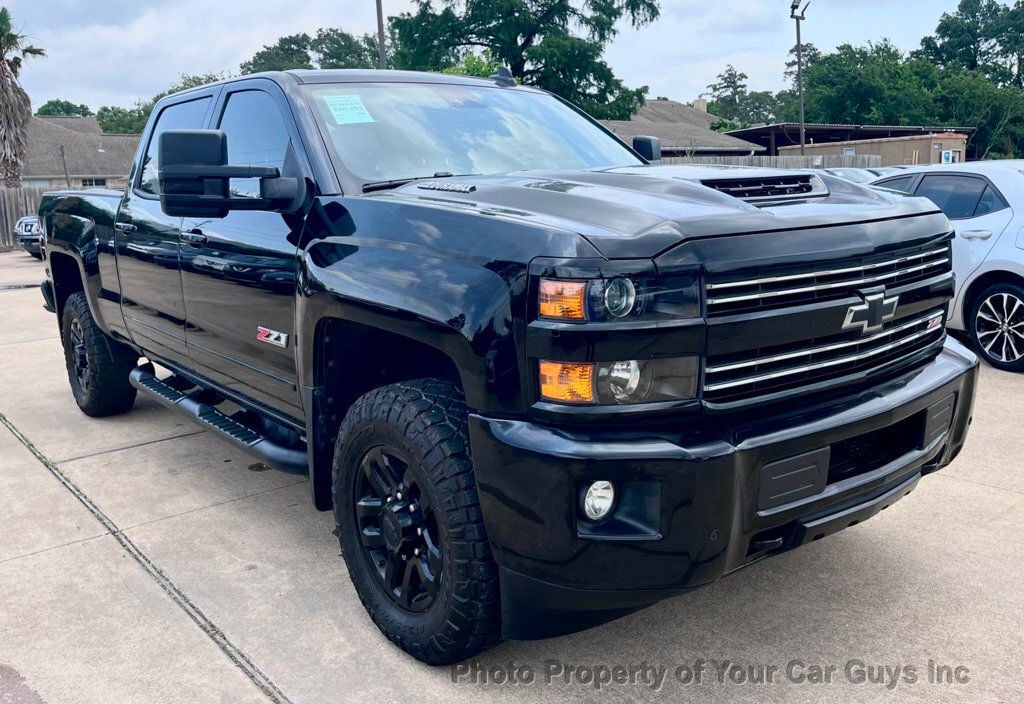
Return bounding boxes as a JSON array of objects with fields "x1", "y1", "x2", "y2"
[{"x1": 975, "y1": 292, "x2": 1024, "y2": 363}]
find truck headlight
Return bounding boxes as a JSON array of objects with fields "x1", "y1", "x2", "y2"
[
  {"x1": 540, "y1": 357, "x2": 698, "y2": 405},
  {"x1": 537, "y1": 272, "x2": 698, "y2": 322}
]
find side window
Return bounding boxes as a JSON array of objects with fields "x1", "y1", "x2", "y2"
[
  {"x1": 217, "y1": 90, "x2": 292, "y2": 199},
  {"x1": 973, "y1": 185, "x2": 1008, "y2": 217},
  {"x1": 875, "y1": 175, "x2": 915, "y2": 193},
  {"x1": 914, "y1": 175, "x2": 986, "y2": 220},
  {"x1": 138, "y1": 97, "x2": 212, "y2": 195}
]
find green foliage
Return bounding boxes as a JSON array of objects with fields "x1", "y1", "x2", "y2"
[
  {"x1": 705, "y1": 66, "x2": 786, "y2": 128},
  {"x1": 442, "y1": 51, "x2": 501, "y2": 78},
  {"x1": 701, "y1": 3, "x2": 1024, "y2": 159},
  {"x1": 390, "y1": 0, "x2": 658, "y2": 119},
  {"x1": 35, "y1": 99, "x2": 92, "y2": 116},
  {"x1": 239, "y1": 28, "x2": 382, "y2": 74},
  {"x1": 1, "y1": 6, "x2": 45, "y2": 186},
  {"x1": 240, "y1": 33, "x2": 314, "y2": 74},
  {"x1": 95, "y1": 73, "x2": 227, "y2": 133}
]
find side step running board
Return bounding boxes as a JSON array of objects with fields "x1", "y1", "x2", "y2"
[{"x1": 130, "y1": 365, "x2": 308, "y2": 474}]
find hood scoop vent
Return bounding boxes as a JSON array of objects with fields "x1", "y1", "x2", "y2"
[{"x1": 700, "y1": 173, "x2": 829, "y2": 204}]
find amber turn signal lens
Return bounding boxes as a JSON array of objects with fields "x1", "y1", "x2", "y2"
[
  {"x1": 539, "y1": 279, "x2": 587, "y2": 320},
  {"x1": 539, "y1": 361, "x2": 595, "y2": 403}
]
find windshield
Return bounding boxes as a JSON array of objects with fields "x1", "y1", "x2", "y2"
[{"x1": 303, "y1": 82, "x2": 642, "y2": 187}]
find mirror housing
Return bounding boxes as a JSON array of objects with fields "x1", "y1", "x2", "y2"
[
  {"x1": 158, "y1": 130, "x2": 301, "y2": 218},
  {"x1": 632, "y1": 135, "x2": 662, "y2": 163}
]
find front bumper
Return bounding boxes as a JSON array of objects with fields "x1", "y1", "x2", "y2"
[
  {"x1": 469, "y1": 338, "x2": 979, "y2": 640},
  {"x1": 18, "y1": 236, "x2": 41, "y2": 255}
]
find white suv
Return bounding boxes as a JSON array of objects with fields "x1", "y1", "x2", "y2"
[{"x1": 873, "y1": 162, "x2": 1024, "y2": 372}]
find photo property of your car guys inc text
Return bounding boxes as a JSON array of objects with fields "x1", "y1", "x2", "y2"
[{"x1": 1, "y1": 0, "x2": 1022, "y2": 702}]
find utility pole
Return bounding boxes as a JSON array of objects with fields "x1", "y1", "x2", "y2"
[
  {"x1": 791, "y1": 0, "x2": 810, "y2": 156},
  {"x1": 59, "y1": 145, "x2": 71, "y2": 188},
  {"x1": 376, "y1": 0, "x2": 387, "y2": 69}
]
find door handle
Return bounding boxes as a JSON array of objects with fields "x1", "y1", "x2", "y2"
[
  {"x1": 114, "y1": 221, "x2": 136, "y2": 233},
  {"x1": 181, "y1": 229, "x2": 208, "y2": 246},
  {"x1": 960, "y1": 229, "x2": 992, "y2": 241}
]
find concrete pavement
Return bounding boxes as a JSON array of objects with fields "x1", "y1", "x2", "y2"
[{"x1": 1, "y1": 249, "x2": 1022, "y2": 703}]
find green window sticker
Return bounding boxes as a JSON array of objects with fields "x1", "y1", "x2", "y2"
[{"x1": 323, "y1": 95, "x2": 375, "y2": 125}]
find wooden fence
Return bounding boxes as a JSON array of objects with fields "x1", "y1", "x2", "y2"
[
  {"x1": 0, "y1": 187, "x2": 47, "y2": 250},
  {"x1": 663, "y1": 154, "x2": 883, "y2": 169}
]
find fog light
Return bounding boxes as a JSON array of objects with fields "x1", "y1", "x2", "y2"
[
  {"x1": 603, "y1": 278, "x2": 636, "y2": 318},
  {"x1": 583, "y1": 480, "x2": 616, "y2": 521},
  {"x1": 606, "y1": 360, "x2": 642, "y2": 401}
]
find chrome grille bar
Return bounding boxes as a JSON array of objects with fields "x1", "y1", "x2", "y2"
[
  {"x1": 707, "y1": 248, "x2": 948, "y2": 291},
  {"x1": 704, "y1": 310, "x2": 944, "y2": 394},
  {"x1": 707, "y1": 258, "x2": 950, "y2": 306},
  {"x1": 706, "y1": 311, "x2": 944, "y2": 375}
]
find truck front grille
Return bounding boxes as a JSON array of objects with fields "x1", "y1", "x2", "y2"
[
  {"x1": 706, "y1": 242, "x2": 951, "y2": 317},
  {"x1": 704, "y1": 308, "x2": 946, "y2": 404}
]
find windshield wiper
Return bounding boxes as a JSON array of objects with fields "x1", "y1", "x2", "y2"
[{"x1": 361, "y1": 172, "x2": 475, "y2": 193}]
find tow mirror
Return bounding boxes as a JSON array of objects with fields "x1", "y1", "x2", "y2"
[
  {"x1": 632, "y1": 135, "x2": 662, "y2": 163},
  {"x1": 158, "y1": 129, "x2": 301, "y2": 218}
]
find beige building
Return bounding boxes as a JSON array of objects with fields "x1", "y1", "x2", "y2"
[{"x1": 779, "y1": 133, "x2": 969, "y2": 166}]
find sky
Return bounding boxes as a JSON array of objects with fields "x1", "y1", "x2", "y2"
[{"x1": 10, "y1": 0, "x2": 967, "y2": 112}]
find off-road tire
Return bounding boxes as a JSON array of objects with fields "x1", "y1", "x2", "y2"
[
  {"x1": 332, "y1": 379, "x2": 501, "y2": 665},
  {"x1": 60, "y1": 292, "x2": 138, "y2": 416},
  {"x1": 968, "y1": 281, "x2": 1024, "y2": 372}
]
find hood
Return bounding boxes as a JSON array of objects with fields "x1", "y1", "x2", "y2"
[{"x1": 380, "y1": 165, "x2": 944, "y2": 259}]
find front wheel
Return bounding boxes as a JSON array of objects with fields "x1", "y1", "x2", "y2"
[
  {"x1": 332, "y1": 379, "x2": 501, "y2": 665},
  {"x1": 61, "y1": 292, "x2": 139, "y2": 416},
  {"x1": 969, "y1": 282, "x2": 1024, "y2": 372}
]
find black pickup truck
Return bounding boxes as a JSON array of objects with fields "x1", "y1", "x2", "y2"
[{"x1": 38, "y1": 69, "x2": 978, "y2": 665}]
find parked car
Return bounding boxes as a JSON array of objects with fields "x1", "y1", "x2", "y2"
[
  {"x1": 872, "y1": 162, "x2": 1024, "y2": 371},
  {"x1": 38, "y1": 69, "x2": 978, "y2": 665},
  {"x1": 14, "y1": 215, "x2": 42, "y2": 258},
  {"x1": 823, "y1": 167, "x2": 878, "y2": 183}
]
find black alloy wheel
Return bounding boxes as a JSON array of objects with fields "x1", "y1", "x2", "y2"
[{"x1": 353, "y1": 444, "x2": 443, "y2": 612}]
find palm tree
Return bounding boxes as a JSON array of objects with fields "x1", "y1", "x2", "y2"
[{"x1": 0, "y1": 7, "x2": 44, "y2": 187}]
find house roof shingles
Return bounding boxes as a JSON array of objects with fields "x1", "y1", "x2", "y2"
[
  {"x1": 24, "y1": 116, "x2": 139, "y2": 179},
  {"x1": 601, "y1": 99, "x2": 764, "y2": 154}
]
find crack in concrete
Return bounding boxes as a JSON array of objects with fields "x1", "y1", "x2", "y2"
[
  {"x1": 0, "y1": 283, "x2": 41, "y2": 291},
  {"x1": 0, "y1": 411, "x2": 294, "y2": 704}
]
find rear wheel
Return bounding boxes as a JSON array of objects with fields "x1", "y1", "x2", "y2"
[
  {"x1": 332, "y1": 379, "x2": 501, "y2": 665},
  {"x1": 61, "y1": 292, "x2": 138, "y2": 416},
  {"x1": 969, "y1": 282, "x2": 1024, "y2": 372}
]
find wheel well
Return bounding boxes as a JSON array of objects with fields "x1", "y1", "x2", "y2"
[
  {"x1": 316, "y1": 318, "x2": 462, "y2": 409},
  {"x1": 308, "y1": 318, "x2": 464, "y2": 511},
  {"x1": 49, "y1": 252, "x2": 84, "y2": 321},
  {"x1": 963, "y1": 270, "x2": 1024, "y2": 321}
]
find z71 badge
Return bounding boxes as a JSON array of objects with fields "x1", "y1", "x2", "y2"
[{"x1": 256, "y1": 326, "x2": 289, "y2": 348}]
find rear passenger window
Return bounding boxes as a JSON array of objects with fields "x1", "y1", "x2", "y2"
[
  {"x1": 973, "y1": 186, "x2": 1007, "y2": 217},
  {"x1": 137, "y1": 97, "x2": 212, "y2": 195},
  {"x1": 915, "y1": 175, "x2": 986, "y2": 220},
  {"x1": 876, "y1": 175, "x2": 914, "y2": 193}
]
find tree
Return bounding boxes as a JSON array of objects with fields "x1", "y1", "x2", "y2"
[
  {"x1": 441, "y1": 50, "x2": 501, "y2": 78},
  {"x1": 918, "y1": 0, "x2": 1007, "y2": 79},
  {"x1": 240, "y1": 33, "x2": 314, "y2": 74},
  {"x1": 390, "y1": 0, "x2": 659, "y2": 119},
  {"x1": 935, "y1": 69, "x2": 1024, "y2": 158},
  {"x1": 96, "y1": 73, "x2": 226, "y2": 133},
  {"x1": 311, "y1": 28, "x2": 380, "y2": 69},
  {"x1": 239, "y1": 28, "x2": 382, "y2": 74},
  {"x1": 36, "y1": 99, "x2": 92, "y2": 117},
  {"x1": 801, "y1": 41, "x2": 937, "y2": 125},
  {"x1": 0, "y1": 6, "x2": 45, "y2": 187},
  {"x1": 705, "y1": 66, "x2": 781, "y2": 128}
]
